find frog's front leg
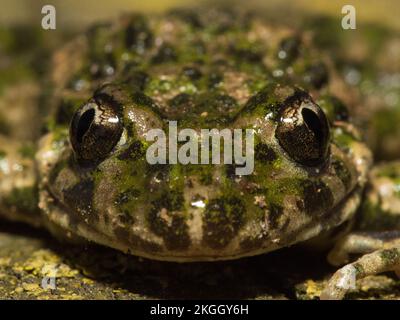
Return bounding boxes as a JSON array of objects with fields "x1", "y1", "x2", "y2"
[
  {"x1": 0, "y1": 136, "x2": 42, "y2": 227},
  {"x1": 321, "y1": 162, "x2": 400, "y2": 299}
]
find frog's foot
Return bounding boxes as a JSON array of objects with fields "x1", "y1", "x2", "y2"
[{"x1": 321, "y1": 232, "x2": 400, "y2": 300}]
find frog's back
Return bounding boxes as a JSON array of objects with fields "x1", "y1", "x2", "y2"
[{"x1": 49, "y1": 8, "x2": 351, "y2": 122}]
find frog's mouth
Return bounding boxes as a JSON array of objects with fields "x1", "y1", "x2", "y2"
[{"x1": 43, "y1": 182, "x2": 363, "y2": 262}]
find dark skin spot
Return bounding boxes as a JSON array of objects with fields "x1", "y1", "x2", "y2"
[
  {"x1": 199, "y1": 171, "x2": 213, "y2": 185},
  {"x1": 125, "y1": 122, "x2": 135, "y2": 138},
  {"x1": 182, "y1": 66, "x2": 202, "y2": 80},
  {"x1": 203, "y1": 195, "x2": 245, "y2": 249},
  {"x1": 208, "y1": 72, "x2": 223, "y2": 89},
  {"x1": 303, "y1": 62, "x2": 329, "y2": 89},
  {"x1": 230, "y1": 43, "x2": 263, "y2": 63},
  {"x1": 268, "y1": 203, "x2": 284, "y2": 229},
  {"x1": 194, "y1": 93, "x2": 238, "y2": 123},
  {"x1": 296, "y1": 199, "x2": 305, "y2": 211},
  {"x1": 226, "y1": 164, "x2": 238, "y2": 180},
  {"x1": 124, "y1": 15, "x2": 153, "y2": 53},
  {"x1": 131, "y1": 91, "x2": 159, "y2": 111},
  {"x1": 93, "y1": 85, "x2": 125, "y2": 112},
  {"x1": 113, "y1": 225, "x2": 163, "y2": 253},
  {"x1": 242, "y1": 85, "x2": 280, "y2": 118},
  {"x1": 166, "y1": 92, "x2": 239, "y2": 126},
  {"x1": 168, "y1": 93, "x2": 196, "y2": 119},
  {"x1": 103, "y1": 213, "x2": 109, "y2": 225},
  {"x1": 146, "y1": 164, "x2": 171, "y2": 185},
  {"x1": 147, "y1": 191, "x2": 191, "y2": 251},
  {"x1": 114, "y1": 226, "x2": 130, "y2": 244},
  {"x1": 210, "y1": 94, "x2": 238, "y2": 114},
  {"x1": 49, "y1": 157, "x2": 72, "y2": 186},
  {"x1": 117, "y1": 141, "x2": 145, "y2": 161},
  {"x1": 124, "y1": 70, "x2": 150, "y2": 91},
  {"x1": 115, "y1": 189, "x2": 141, "y2": 205},
  {"x1": 63, "y1": 179, "x2": 97, "y2": 223},
  {"x1": 240, "y1": 236, "x2": 265, "y2": 251},
  {"x1": 85, "y1": 23, "x2": 118, "y2": 79},
  {"x1": 255, "y1": 143, "x2": 277, "y2": 163},
  {"x1": 321, "y1": 96, "x2": 349, "y2": 122},
  {"x1": 88, "y1": 52, "x2": 116, "y2": 79},
  {"x1": 380, "y1": 248, "x2": 400, "y2": 265},
  {"x1": 301, "y1": 179, "x2": 334, "y2": 216},
  {"x1": 352, "y1": 263, "x2": 365, "y2": 276},
  {"x1": 131, "y1": 234, "x2": 163, "y2": 253},
  {"x1": 152, "y1": 44, "x2": 177, "y2": 64},
  {"x1": 332, "y1": 158, "x2": 352, "y2": 190},
  {"x1": 117, "y1": 210, "x2": 135, "y2": 225},
  {"x1": 277, "y1": 35, "x2": 301, "y2": 63},
  {"x1": 330, "y1": 97, "x2": 349, "y2": 121}
]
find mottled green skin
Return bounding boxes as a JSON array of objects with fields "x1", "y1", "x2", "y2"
[
  {"x1": 0, "y1": 9, "x2": 379, "y2": 262},
  {"x1": 19, "y1": 9, "x2": 373, "y2": 261}
]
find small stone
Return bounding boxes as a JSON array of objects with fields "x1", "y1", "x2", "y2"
[
  {"x1": 14, "y1": 287, "x2": 24, "y2": 294},
  {"x1": 22, "y1": 283, "x2": 40, "y2": 291}
]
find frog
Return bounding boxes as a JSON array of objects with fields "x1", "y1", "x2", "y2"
[{"x1": 0, "y1": 7, "x2": 399, "y2": 300}]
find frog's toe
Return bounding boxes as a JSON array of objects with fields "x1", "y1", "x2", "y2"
[
  {"x1": 321, "y1": 245, "x2": 400, "y2": 300},
  {"x1": 320, "y1": 264, "x2": 358, "y2": 300}
]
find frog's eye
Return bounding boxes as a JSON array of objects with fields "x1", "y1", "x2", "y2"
[
  {"x1": 70, "y1": 100, "x2": 123, "y2": 163},
  {"x1": 276, "y1": 91, "x2": 330, "y2": 166}
]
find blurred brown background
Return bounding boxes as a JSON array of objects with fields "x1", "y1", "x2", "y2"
[{"x1": 1, "y1": 0, "x2": 399, "y2": 31}]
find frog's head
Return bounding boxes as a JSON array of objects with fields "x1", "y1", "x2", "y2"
[{"x1": 38, "y1": 82, "x2": 372, "y2": 261}]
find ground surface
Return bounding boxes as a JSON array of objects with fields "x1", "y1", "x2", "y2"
[{"x1": 0, "y1": 221, "x2": 399, "y2": 300}]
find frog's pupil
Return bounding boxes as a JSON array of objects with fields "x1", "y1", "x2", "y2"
[
  {"x1": 302, "y1": 108, "x2": 323, "y2": 145},
  {"x1": 77, "y1": 108, "x2": 95, "y2": 143}
]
